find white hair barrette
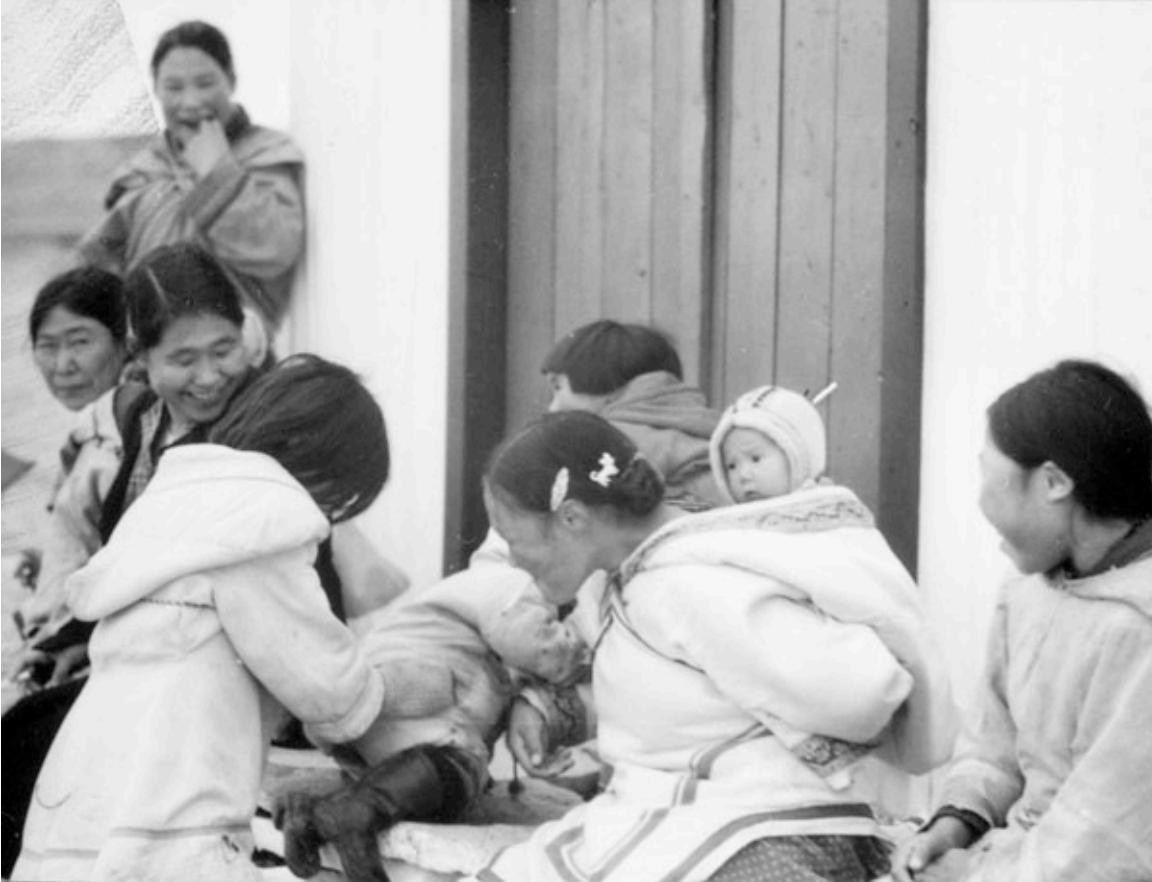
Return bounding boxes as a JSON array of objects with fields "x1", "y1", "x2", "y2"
[
  {"x1": 549, "y1": 467, "x2": 570, "y2": 511},
  {"x1": 589, "y1": 453, "x2": 619, "y2": 488}
]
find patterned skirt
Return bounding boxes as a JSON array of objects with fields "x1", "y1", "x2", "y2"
[{"x1": 709, "y1": 835, "x2": 891, "y2": 882}]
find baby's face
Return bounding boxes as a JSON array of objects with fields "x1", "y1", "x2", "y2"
[{"x1": 722, "y1": 427, "x2": 792, "y2": 502}]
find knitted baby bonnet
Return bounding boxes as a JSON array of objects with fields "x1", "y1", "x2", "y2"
[{"x1": 709, "y1": 385, "x2": 827, "y2": 502}]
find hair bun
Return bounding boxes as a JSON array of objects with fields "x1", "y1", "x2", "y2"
[{"x1": 613, "y1": 455, "x2": 664, "y2": 517}]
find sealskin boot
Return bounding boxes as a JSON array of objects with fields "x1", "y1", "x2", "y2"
[{"x1": 275, "y1": 744, "x2": 474, "y2": 882}]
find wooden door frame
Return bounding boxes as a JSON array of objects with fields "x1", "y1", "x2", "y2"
[
  {"x1": 445, "y1": 0, "x2": 927, "y2": 573},
  {"x1": 444, "y1": 0, "x2": 511, "y2": 573}
]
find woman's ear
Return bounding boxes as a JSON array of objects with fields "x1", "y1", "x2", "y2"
[
  {"x1": 1039, "y1": 461, "x2": 1075, "y2": 502},
  {"x1": 555, "y1": 499, "x2": 591, "y2": 534}
]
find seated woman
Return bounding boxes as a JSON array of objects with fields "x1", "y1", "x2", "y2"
[
  {"x1": 471, "y1": 319, "x2": 722, "y2": 568},
  {"x1": 541, "y1": 319, "x2": 724, "y2": 511},
  {"x1": 12, "y1": 355, "x2": 390, "y2": 882},
  {"x1": 27, "y1": 266, "x2": 129, "y2": 413},
  {"x1": 892, "y1": 359, "x2": 1152, "y2": 882},
  {"x1": 2, "y1": 243, "x2": 257, "y2": 876},
  {"x1": 26, "y1": 243, "x2": 258, "y2": 661},
  {"x1": 79, "y1": 19, "x2": 305, "y2": 360},
  {"x1": 15, "y1": 267, "x2": 131, "y2": 651}
]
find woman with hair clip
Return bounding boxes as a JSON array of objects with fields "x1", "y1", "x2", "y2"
[
  {"x1": 892, "y1": 360, "x2": 1152, "y2": 882},
  {"x1": 12, "y1": 355, "x2": 391, "y2": 882},
  {"x1": 79, "y1": 19, "x2": 304, "y2": 362}
]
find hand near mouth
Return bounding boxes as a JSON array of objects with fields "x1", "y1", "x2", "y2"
[{"x1": 182, "y1": 117, "x2": 230, "y2": 177}]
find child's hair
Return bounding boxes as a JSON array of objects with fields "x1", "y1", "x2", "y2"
[
  {"x1": 29, "y1": 267, "x2": 128, "y2": 344},
  {"x1": 124, "y1": 244, "x2": 244, "y2": 352},
  {"x1": 709, "y1": 385, "x2": 827, "y2": 502},
  {"x1": 988, "y1": 359, "x2": 1152, "y2": 521},
  {"x1": 151, "y1": 20, "x2": 234, "y2": 81},
  {"x1": 486, "y1": 411, "x2": 664, "y2": 518},
  {"x1": 541, "y1": 320, "x2": 683, "y2": 395},
  {"x1": 208, "y1": 354, "x2": 390, "y2": 523}
]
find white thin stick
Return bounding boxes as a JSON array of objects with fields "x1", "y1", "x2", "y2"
[{"x1": 810, "y1": 381, "x2": 838, "y2": 405}]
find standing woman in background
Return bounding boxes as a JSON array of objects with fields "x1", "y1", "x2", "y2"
[{"x1": 79, "y1": 19, "x2": 304, "y2": 363}]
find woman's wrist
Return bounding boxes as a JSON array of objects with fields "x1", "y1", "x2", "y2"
[{"x1": 922, "y1": 811, "x2": 982, "y2": 850}]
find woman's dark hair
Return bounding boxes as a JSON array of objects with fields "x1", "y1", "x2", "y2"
[
  {"x1": 486, "y1": 411, "x2": 663, "y2": 519},
  {"x1": 988, "y1": 359, "x2": 1152, "y2": 521},
  {"x1": 541, "y1": 320, "x2": 683, "y2": 395},
  {"x1": 151, "y1": 20, "x2": 234, "y2": 80},
  {"x1": 124, "y1": 243, "x2": 244, "y2": 351},
  {"x1": 208, "y1": 354, "x2": 389, "y2": 523},
  {"x1": 30, "y1": 267, "x2": 128, "y2": 343}
]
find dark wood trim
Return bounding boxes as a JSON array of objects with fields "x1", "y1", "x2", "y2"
[
  {"x1": 877, "y1": 0, "x2": 927, "y2": 572},
  {"x1": 444, "y1": 0, "x2": 511, "y2": 573}
]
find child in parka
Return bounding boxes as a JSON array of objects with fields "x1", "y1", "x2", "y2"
[
  {"x1": 272, "y1": 563, "x2": 588, "y2": 882},
  {"x1": 706, "y1": 384, "x2": 957, "y2": 806}
]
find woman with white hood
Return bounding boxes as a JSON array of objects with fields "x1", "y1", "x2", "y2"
[
  {"x1": 12, "y1": 355, "x2": 390, "y2": 882},
  {"x1": 475, "y1": 411, "x2": 955, "y2": 882}
]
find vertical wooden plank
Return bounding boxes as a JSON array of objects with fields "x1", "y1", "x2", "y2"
[
  {"x1": 507, "y1": 0, "x2": 559, "y2": 429},
  {"x1": 878, "y1": 0, "x2": 926, "y2": 570},
  {"x1": 775, "y1": 0, "x2": 837, "y2": 396},
  {"x1": 710, "y1": 0, "x2": 784, "y2": 406},
  {"x1": 554, "y1": 0, "x2": 605, "y2": 338},
  {"x1": 651, "y1": 0, "x2": 710, "y2": 384},
  {"x1": 829, "y1": 0, "x2": 888, "y2": 509},
  {"x1": 602, "y1": 0, "x2": 655, "y2": 321}
]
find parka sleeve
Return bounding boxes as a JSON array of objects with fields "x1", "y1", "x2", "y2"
[
  {"x1": 631, "y1": 564, "x2": 914, "y2": 744},
  {"x1": 77, "y1": 198, "x2": 132, "y2": 273},
  {"x1": 184, "y1": 152, "x2": 305, "y2": 281},
  {"x1": 214, "y1": 545, "x2": 383, "y2": 747},
  {"x1": 936, "y1": 596, "x2": 1024, "y2": 828},
  {"x1": 22, "y1": 408, "x2": 124, "y2": 637},
  {"x1": 963, "y1": 617, "x2": 1152, "y2": 882}
]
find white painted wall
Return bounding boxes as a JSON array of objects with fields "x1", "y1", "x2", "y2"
[
  {"x1": 921, "y1": 0, "x2": 1152, "y2": 711},
  {"x1": 286, "y1": 1, "x2": 452, "y2": 589}
]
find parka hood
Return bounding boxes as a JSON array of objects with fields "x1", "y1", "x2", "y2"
[
  {"x1": 67, "y1": 445, "x2": 329, "y2": 621},
  {"x1": 618, "y1": 484, "x2": 959, "y2": 775},
  {"x1": 602, "y1": 371, "x2": 721, "y2": 439},
  {"x1": 1059, "y1": 518, "x2": 1152, "y2": 619}
]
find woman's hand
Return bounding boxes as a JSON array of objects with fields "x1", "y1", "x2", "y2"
[
  {"x1": 12, "y1": 646, "x2": 54, "y2": 691},
  {"x1": 46, "y1": 643, "x2": 90, "y2": 687},
  {"x1": 891, "y1": 817, "x2": 974, "y2": 881},
  {"x1": 183, "y1": 117, "x2": 231, "y2": 177},
  {"x1": 506, "y1": 698, "x2": 573, "y2": 778},
  {"x1": 912, "y1": 849, "x2": 971, "y2": 882}
]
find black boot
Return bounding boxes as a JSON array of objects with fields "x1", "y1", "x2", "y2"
[{"x1": 275, "y1": 745, "x2": 477, "y2": 882}]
